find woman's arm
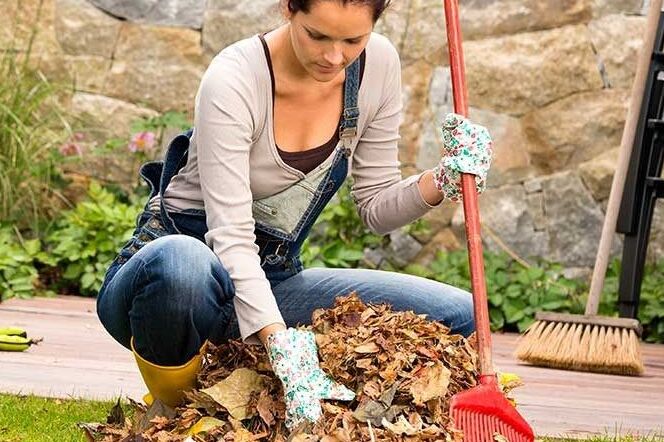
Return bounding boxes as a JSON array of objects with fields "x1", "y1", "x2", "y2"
[
  {"x1": 350, "y1": 35, "x2": 442, "y2": 235},
  {"x1": 418, "y1": 170, "x2": 445, "y2": 206},
  {"x1": 195, "y1": 51, "x2": 286, "y2": 343}
]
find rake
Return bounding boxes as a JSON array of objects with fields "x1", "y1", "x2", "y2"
[{"x1": 442, "y1": 1, "x2": 535, "y2": 440}]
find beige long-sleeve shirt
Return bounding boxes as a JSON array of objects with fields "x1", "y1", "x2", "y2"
[{"x1": 160, "y1": 32, "x2": 439, "y2": 342}]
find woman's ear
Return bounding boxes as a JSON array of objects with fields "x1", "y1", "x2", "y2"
[{"x1": 279, "y1": 0, "x2": 293, "y2": 20}]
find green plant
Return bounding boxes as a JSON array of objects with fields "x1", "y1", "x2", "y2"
[
  {"x1": 46, "y1": 182, "x2": 141, "y2": 296},
  {"x1": 0, "y1": 3, "x2": 73, "y2": 232},
  {"x1": 301, "y1": 182, "x2": 383, "y2": 268},
  {"x1": 600, "y1": 258, "x2": 664, "y2": 343},
  {"x1": 0, "y1": 393, "x2": 120, "y2": 442},
  {"x1": 404, "y1": 250, "x2": 586, "y2": 332},
  {"x1": 0, "y1": 226, "x2": 55, "y2": 301}
]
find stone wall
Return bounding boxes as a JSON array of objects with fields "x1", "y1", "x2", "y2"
[{"x1": 2, "y1": 0, "x2": 662, "y2": 272}]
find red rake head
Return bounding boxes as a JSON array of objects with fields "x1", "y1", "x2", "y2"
[{"x1": 450, "y1": 383, "x2": 535, "y2": 442}]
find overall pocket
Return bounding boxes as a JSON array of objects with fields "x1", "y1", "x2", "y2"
[{"x1": 116, "y1": 211, "x2": 170, "y2": 264}]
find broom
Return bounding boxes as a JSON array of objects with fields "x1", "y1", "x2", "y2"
[
  {"x1": 513, "y1": 0, "x2": 663, "y2": 376},
  {"x1": 442, "y1": 1, "x2": 535, "y2": 441}
]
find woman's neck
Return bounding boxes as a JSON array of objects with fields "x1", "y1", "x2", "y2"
[
  {"x1": 264, "y1": 25, "x2": 308, "y2": 82},
  {"x1": 265, "y1": 24, "x2": 345, "y2": 87}
]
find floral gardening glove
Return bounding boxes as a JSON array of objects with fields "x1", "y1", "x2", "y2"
[
  {"x1": 432, "y1": 113, "x2": 494, "y2": 202},
  {"x1": 267, "y1": 328, "x2": 355, "y2": 429}
]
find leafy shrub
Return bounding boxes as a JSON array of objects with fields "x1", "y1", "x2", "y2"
[
  {"x1": 46, "y1": 182, "x2": 141, "y2": 295},
  {"x1": 601, "y1": 258, "x2": 664, "y2": 343},
  {"x1": 0, "y1": 226, "x2": 54, "y2": 301},
  {"x1": 404, "y1": 251, "x2": 586, "y2": 332}
]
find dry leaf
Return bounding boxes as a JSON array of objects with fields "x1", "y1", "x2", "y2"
[
  {"x1": 381, "y1": 415, "x2": 421, "y2": 436},
  {"x1": 229, "y1": 427, "x2": 255, "y2": 442},
  {"x1": 256, "y1": 389, "x2": 276, "y2": 426},
  {"x1": 494, "y1": 432, "x2": 509, "y2": 442},
  {"x1": 409, "y1": 361, "x2": 451, "y2": 405},
  {"x1": 354, "y1": 342, "x2": 380, "y2": 354},
  {"x1": 201, "y1": 368, "x2": 265, "y2": 420},
  {"x1": 186, "y1": 416, "x2": 225, "y2": 435}
]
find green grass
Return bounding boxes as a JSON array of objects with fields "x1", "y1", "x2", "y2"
[
  {"x1": 0, "y1": 394, "x2": 115, "y2": 441},
  {"x1": 0, "y1": 393, "x2": 661, "y2": 441}
]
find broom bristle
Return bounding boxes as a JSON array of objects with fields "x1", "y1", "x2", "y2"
[
  {"x1": 515, "y1": 319, "x2": 644, "y2": 375},
  {"x1": 452, "y1": 409, "x2": 533, "y2": 442}
]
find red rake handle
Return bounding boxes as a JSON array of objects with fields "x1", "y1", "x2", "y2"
[{"x1": 443, "y1": 0, "x2": 494, "y2": 381}]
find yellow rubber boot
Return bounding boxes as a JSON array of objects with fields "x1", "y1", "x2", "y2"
[{"x1": 130, "y1": 338, "x2": 204, "y2": 407}]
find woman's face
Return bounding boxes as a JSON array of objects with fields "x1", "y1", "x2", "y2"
[{"x1": 287, "y1": 1, "x2": 374, "y2": 82}]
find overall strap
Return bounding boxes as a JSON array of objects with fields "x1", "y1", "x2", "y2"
[
  {"x1": 158, "y1": 129, "x2": 193, "y2": 234},
  {"x1": 338, "y1": 57, "x2": 361, "y2": 151}
]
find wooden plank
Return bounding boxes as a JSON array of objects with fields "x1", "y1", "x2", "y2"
[
  {"x1": 1, "y1": 296, "x2": 664, "y2": 437},
  {"x1": 0, "y1": 298, "x2": 144, "y2": 401}
]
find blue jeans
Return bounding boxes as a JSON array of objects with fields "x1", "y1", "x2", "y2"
[{"x1": 97, "y1": 233, "x2": 474, "y2": 366}]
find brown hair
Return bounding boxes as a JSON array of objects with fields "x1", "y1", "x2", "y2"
[{"x1": 286, "y1": 0, "x2": 391, "y2": 22}]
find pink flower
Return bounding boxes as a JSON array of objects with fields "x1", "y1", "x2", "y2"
[
  {"x1": 128, "y1": 131, "x2": 156, "y2": 153},
  {"x1": 58, "y1": 142, "x2": 84, "y2": 157}
]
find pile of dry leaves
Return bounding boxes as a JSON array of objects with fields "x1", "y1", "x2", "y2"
[{"x1": 81, "y1": 293, "x2": 511, "y2": 442}]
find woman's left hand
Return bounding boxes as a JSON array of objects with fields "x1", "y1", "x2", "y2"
[
  {"x1": 267, "y1": 328, "x2": 355, "y2": 430},
  {"x1": 432, "y1": 113, "x2": 493, "y2": 202}
]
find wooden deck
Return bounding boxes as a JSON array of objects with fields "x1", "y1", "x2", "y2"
[{"x1": 1, "y1": 296, "x2": 663, "y2": 438}]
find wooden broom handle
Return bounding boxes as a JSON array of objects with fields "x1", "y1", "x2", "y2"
[
  {"x1": 586, "y1": 0, "x2": 663, "y2": 316},
  {"x1": 443, "y1": 0, "x2": 493, "y2": 378}
]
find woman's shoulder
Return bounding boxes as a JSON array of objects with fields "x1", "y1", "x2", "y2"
[
  {"x1": 199, "y1": 35, "x2": 269, "y2": 96},
  {"x1": 363, "y1": 32, "x2": 400, "y2": 79},
  {"x1": 365, "y1": 32, "x2": 400, "y2": 65},
  {"x1": 357, "y1": 32, "x2": 400, "y2": 100},
  {"x1": 207, "y1": 35, "x2": 265, "y2": 75}
]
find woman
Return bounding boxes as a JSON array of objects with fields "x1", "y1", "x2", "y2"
[{"x1": 96, "y1": 0, "x2": 492, "y2": 430}]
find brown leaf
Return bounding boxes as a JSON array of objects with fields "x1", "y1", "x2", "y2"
[
  {"x1": 354, "y1": 342, "x2": 380, "y2": 354},
  {"x1": 256, "y1": 389, "x2": 276, "y2": 426},
  {"x1": 494, "y1": 432, "x2": 510, "y2": 442},
  {"x1": 361, "y1": 380, "x2": 381, "y2": 399},
  {"x1": 382, "y1": 415, "x2": 422, "y2": 436},
  {"x1": 409, "y1": 361, "x2": 451, "y2": 405},
  {"x1": 201, "y1": 368, "x2": 265, "y2": 420},
  {"x1": 341, "y1": 312, "x2": 362, "y2": 328}
]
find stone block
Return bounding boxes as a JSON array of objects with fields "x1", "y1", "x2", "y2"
[
  {"x1": 461, "y1": 0, "x2": 593, "y2": 40},
  {"x1": 104, "y1": 24, "x2": 207, "y2": 112},
  {"x1": 55, "y1": 0, "x2": 122, "y2": 57},
  {"x1": 523, "y1": 88, "x2": 628, "y2": 172},
  {"x1": 451, "y1": 185, "x2": 550, "y2": 260},
  {"x1": 88, "y1": 0, "x2": 206, "y2": 28},
  {"x1": 588, "y1": 14, "x2": 646, "y2": 89},
  {"x1": 540, "y1": 171, "x2": 620, "y2": 266},
  {"x1": 464, "y1": 24, "x2": 603, "y2": 115},
  {"x1": 578, "y1": 147, "x2": 619, "y2": 201},
  {"x1": 202, "y1": 0, "x2": 283, "y2": 56}
]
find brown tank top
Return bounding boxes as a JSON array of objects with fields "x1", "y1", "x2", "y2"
[{"x1": 259, "y1": 34, "x2": 365, "y2": 174}]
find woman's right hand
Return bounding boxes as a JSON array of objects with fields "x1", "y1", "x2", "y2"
[{"x1": 266, "y1": 328, "x2": 355, "y2": 429}]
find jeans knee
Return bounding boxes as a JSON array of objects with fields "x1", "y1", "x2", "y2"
[
  {"x1": 138, "y1": 235, "x2": 230, "y2": 309},
  {"x1": 446, "y1": 292, "x2": 475, "y2": 337}
]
